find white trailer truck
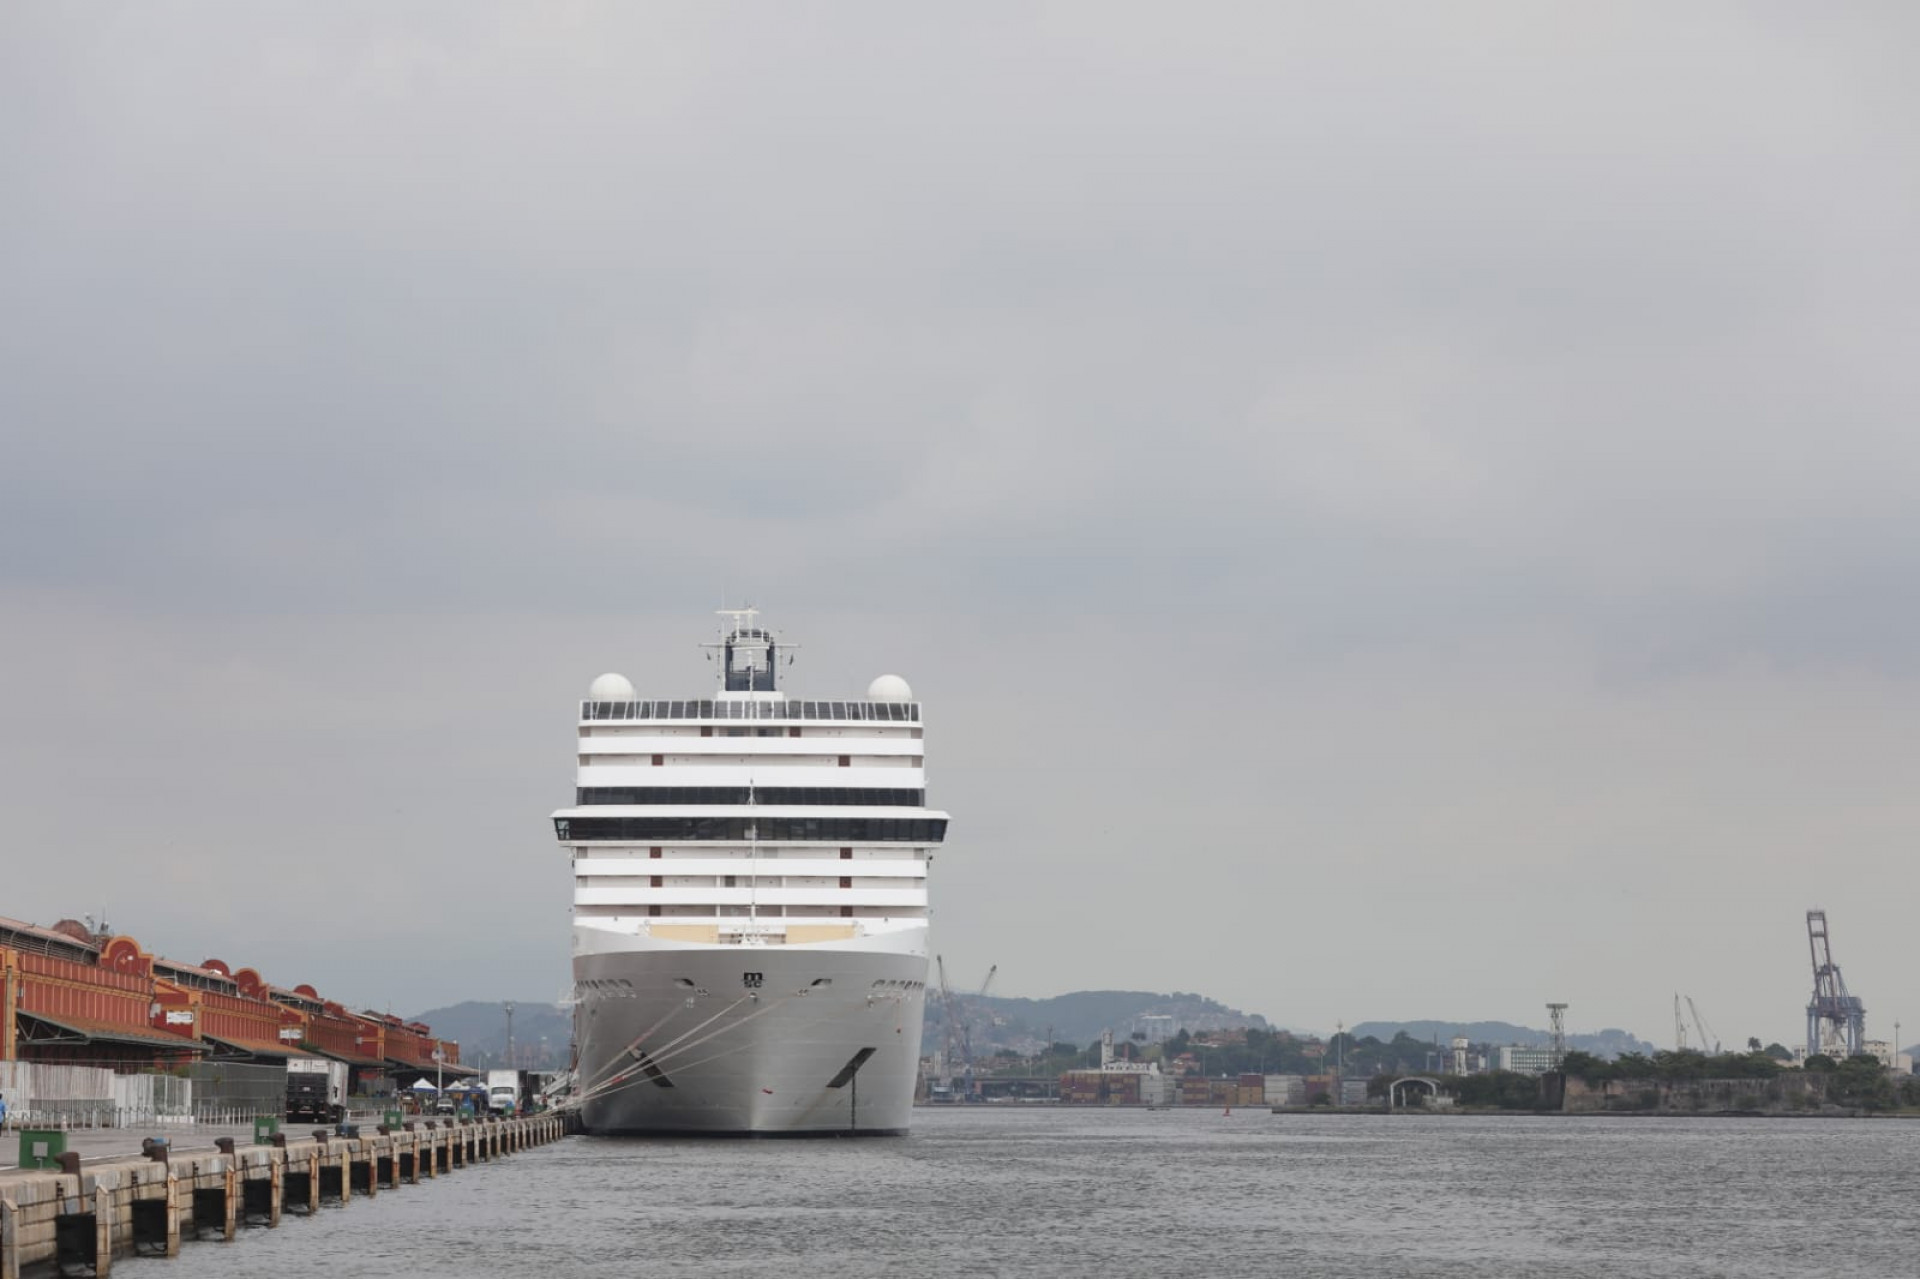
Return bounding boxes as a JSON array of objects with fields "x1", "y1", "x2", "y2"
[
  {"x1": 286, "y1": 1057, "x2": 349, "y2": 1124},
  {"x1": 486, "y1": 1069, "x2": 519, "y2": 1115}
]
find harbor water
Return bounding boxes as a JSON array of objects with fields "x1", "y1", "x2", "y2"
[{"x1": 123, "y1": 1108, "x2": 1916, "y2": 1277}]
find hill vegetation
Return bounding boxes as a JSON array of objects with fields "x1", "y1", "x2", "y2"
[
  {"x1": 1352, "y1": 1020, "x2": 1655, "y2": 1058},
  {"x1": 415, "y1": 994, "x2": 1670, "y2": 1078},
  {"x1": 410, "y1": 1000, "x2": 571, "y2": 1070},
  {"x1": 926, "y1": 989, "x2": 1268, "y2": 1053}
]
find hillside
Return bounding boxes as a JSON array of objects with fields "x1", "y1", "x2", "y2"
[
  {"x1": 410, "y1": 1001, "x2": 571, "y2": 1071},
  {"x1": 929, "y1": 989, "x2": 1269, "y2": 1052},
  {"x1": 410, "y1": 998, "x2": 1659, "y2": 1071},
  {"x1": 1351, "y1": 1020, "x2": 1655, "y2": 1059}
]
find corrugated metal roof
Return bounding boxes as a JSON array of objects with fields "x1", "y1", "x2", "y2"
[
  {"x1": 0, "y1": 916, "x2": 100, "y2": 958},
  {"x1": 15, "y1": 1011, "x2": 207, "y2": 1052}
]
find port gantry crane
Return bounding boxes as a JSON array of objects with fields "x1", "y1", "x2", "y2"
[
  {"x1": 1685, "y1": 996, "x2": 1720, "y2": 1056},
  {"x1": 1805, "y1": 909, "x2": 1867, "y2": 1060},
  {"x1": 934, "y1": 955, "x2": 972, "y2": 1098}
]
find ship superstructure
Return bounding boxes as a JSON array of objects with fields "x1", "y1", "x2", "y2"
[{"x1": 551, "y1": 610, "x2": 946, "y2": 1134}]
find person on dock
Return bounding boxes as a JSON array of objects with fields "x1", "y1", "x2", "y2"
[{"x1": 0, "y1": 1091, "x2": 8, "y2": 1129}]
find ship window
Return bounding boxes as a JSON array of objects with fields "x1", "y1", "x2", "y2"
[
  {"x1": 669, "y1": 701, "x2": 685, "y2": 718},
  {"x1": 559, "y1": 816, "x2": 947, "y2": 843}
]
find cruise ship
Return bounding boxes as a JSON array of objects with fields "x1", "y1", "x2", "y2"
[{"x1": 551, "y1": 610, "x2": 947, "y2": 1134}]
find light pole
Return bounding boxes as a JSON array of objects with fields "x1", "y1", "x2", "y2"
[{"x1": 504, "y1": 1001, "x2": 516, "y2": 1070}]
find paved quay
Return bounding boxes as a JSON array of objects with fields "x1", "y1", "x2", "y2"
[
  {"x1": 0, "y1": 1112, "x2": 567, "y2": 1275},
  {"x1": 1, "y1": 1122, "x2": 276, "y2": 1173}
]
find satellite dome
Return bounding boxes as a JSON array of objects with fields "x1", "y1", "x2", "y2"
[
  {"x1": 588, "y1": 672, "x2": 636, "y2": 700},
  {"x1": 867, "y1": 674, "x2": 913, "y2": 702}
]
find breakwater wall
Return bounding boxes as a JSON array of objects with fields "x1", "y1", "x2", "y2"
[
  {"x1": 1562, "y1": 1074, "x2": 1841, "y2": 1115},
  {"x1": 0, "y1": 1113, "x2": 565, "y2": 1277}
]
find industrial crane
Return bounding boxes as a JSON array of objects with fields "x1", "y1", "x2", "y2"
[
  {"x1": 934, "y1": 955, "x2": 972, "y2": 1098},
  {"x1": 1805, "y1": 909, "x2": 1867, "y2": 1059},
  {"x1": 1685, "y1": 996, "x2": 1720, "y2": 1056}
]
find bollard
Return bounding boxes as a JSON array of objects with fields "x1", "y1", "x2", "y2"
[
  {"x1": 270, "y1": 1132, "x2": 287, "y2": 1150},
  {"x1": 164, "y1": 1171, "x2": 181, "y2": 1258},
  {"x1": 55, "y1": 1151, "x2": 81, "y2": 1176},
  {"x1": 215, "y1": 1137, "x2": 236, "y2": 1155},
  {"x1": 1, "y1": 1196, "x2": 17, "y2": 1279},
  {"x1": 142, "y1": 1137, "x2": 170, "y2": 1162},
  {"x1": 93, "y1": 1184, "x2": 112, "y2": 1277}
]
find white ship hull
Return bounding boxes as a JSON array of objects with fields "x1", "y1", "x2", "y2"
[{"x1": 572, "y1": 924, "x2": 928, "y2": 1135}]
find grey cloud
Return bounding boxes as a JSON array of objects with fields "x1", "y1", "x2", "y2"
[{"x1": 3, "y1": 3, "x2": 1917, "y2": 1040}]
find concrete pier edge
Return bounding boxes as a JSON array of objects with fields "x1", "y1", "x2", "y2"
[{"x1": 0, "y1": 1113, "x2": 566, "y2": 1276}]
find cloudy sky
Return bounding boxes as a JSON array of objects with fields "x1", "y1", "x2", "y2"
[{"x1": 4, "y1": 3, "x2": 1916, "y2": 1051}]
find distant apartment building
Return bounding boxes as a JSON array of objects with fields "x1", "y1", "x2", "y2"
[
  {"x1": 1496, "y1": 1046, "x2": 1557, "y2": 1075},
  {"x1": 1133, "y1": 1014, "x2": 1176, "y2": 1043}
]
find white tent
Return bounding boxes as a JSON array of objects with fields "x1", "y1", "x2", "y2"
[{"x1": 408, "y1": 1077, "x2": 438, "y2": 1092}]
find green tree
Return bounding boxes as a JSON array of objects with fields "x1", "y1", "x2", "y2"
[
  {"x1": 1451, "y1": 1070, "x2": 1543, "y2": 1110},
  {"x1": 1558, "y1": 1050, "x2": 1610, "y2": 1082},
  {"x1": 1828, "y1": 1055, "x2": 1896, "y2": 1111}
]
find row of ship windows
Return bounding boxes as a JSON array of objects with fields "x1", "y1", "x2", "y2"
[
  {"x1": 572, "y1": 902, "x2": 925, "y2": 910},
  {"x1": 554, "y1": 817, "x2": 949, "y2": 843},
  {"x1": 577, "y1": 876, "x2": 923, "y2": 888},
  {"x1": 572, "y1": 847, "x2": 924, "y2": 862},
  {"x1": 583, "y1": 699, "x2": 921, "y2": 723},
  {"x1": 575, "y1": 787, "x2": 926, "y2": 807}
]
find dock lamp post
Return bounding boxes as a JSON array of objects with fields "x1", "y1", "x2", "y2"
[{"x1": 434, "y1": 1046, "x2": 444, "y2": 1095}]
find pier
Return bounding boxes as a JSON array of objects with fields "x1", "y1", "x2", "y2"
[{"x1": 0, "y1": 1113, "x2": 565, "y2": 1276}]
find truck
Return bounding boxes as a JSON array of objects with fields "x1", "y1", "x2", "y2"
[
  {"x1": 285, "y1": 1057, "x2": 349, "y2": 1124},
  {"x1": 486, "y1": 1069, "x2": 520, "y2": 1115}
]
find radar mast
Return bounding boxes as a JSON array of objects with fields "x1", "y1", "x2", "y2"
[{"x1": 702, "y1": 607, "x2": 796, "y2": 694}]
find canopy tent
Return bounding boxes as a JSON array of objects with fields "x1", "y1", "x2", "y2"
[{"x1": 408, "y1": 1077, "x2": 439, "y2": 1092}]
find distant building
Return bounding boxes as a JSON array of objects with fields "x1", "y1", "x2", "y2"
[
  {"x1": 1265, "y1": 1074, "x2": 1305, "y2": 1105},
  {"x1": 1497, "y1": 1046, "x2": 1557, "y2": 1075},
  {"x1": 1133, "y1": 1014, "x2": 1175, "y2": 1043}
]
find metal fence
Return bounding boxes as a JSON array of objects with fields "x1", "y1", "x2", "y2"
[
  {"x1": 0, "y1": 1061, "x2": 403, "y2": 1130},
  {"x1": 0, "y1": 1061, "x2": 191, "y2": 1128},
  {"x1": 186, "y1": 1061, "x2": 285, "y2": 1120},
  {"x1": 0, "y1": 1061, "x2": 298, "y2": 1128}
]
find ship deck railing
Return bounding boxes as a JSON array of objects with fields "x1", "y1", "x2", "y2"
[{"x1": 582, "y1": 699, "x2": 920, "y2": 723}]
